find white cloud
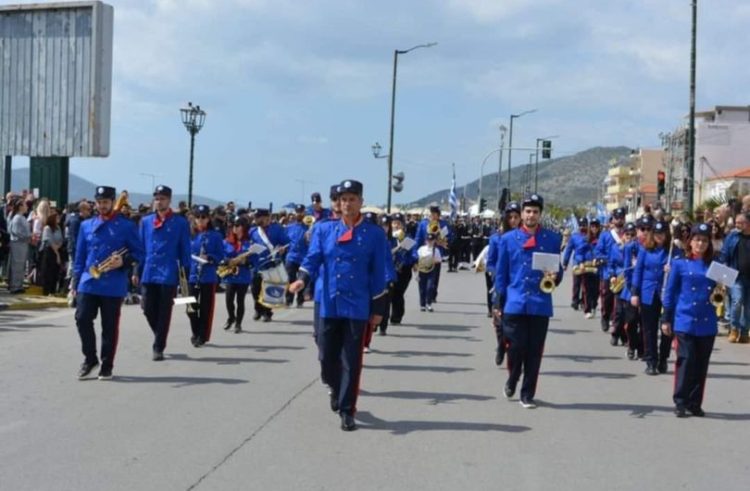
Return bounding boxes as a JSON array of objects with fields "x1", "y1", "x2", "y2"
[{"x1": 445, "y1": 0, "x2": 560, "y2": 23}]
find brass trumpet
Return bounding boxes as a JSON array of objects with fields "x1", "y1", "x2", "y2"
[
  {"x1": 610, "y1": 274, "x2": 626, "y2": 294},
  {"x1": 710, "y1": 285, "x2": 726, "y2": 317},
  {"x1": 540, "y1": 272, "x2": 557, "y2": 294},
  {"x1": 89, "y1": 247, "x2": 128, "y2": 279}
]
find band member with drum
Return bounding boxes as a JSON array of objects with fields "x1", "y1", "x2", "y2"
[
  {"x1": 222, "y1": 216, "x2": 253, "y2": 333},
  {"x1": 188, "y1": 205, "x2": 225, "y2": 347},
  {"x1": 284, "y1": 204, "x2": 310, "y2": 308},
  {"x1": 486, "y1": 201, "x2": 521, "y2": 365},
  {"x1": 415, "y1": 206, "x2": 451, "y2": 302},
  {"x1": 135, "y1": 185, "x2": 191, "y2": 361},
  {"x1": 414, "y1": 232, "x2": 442, "y2": 312},
  {"x1": 493, "y1": 194, "x2": 562, "y2": 409},
  {"x1": 289, "y1": 179, "x2": 388, "y2": 432},
  {"x1": 631, "y1": 220, "x2": 673, "y2": 375},
  {"x1": 661, "y1": 223, "x2": 717, "y2": 418},
  {"x1": 72, "y1": 186, "x2": 143, "y2": 379},
  {"x1": 595, "y1": 207, "x2": 626, "y2": 332},
  {"x1": 249, "y1": 208, "x2": 290, "y2": 322},
  {"x1": 389, "y1": 212, "x2": 416, "y2": 326}
]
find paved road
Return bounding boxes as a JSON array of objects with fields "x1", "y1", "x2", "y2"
[{"x1": 1, "y1": 271, "x2": 749, "y2": 490}]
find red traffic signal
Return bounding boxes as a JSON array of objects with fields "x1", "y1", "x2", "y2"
[{"x1": 657, "y1": 171, "x2": 666, "y2": 196}]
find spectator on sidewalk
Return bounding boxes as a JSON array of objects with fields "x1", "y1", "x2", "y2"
[
  {"x1": 719, "y1": 211, "x2": 750, "y2": 344},
  {"x1": 40, "y1": 210, "x2": 65, "y2": 296},
  {"x1": 8, "y1": 199, "x2": 31, "y2": 294}
]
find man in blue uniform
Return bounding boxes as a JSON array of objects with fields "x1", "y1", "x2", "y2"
[
  {"x1": 290, "y1": 179, "x2": 388, "y2": 431},
  {"x1": 250, "y1": 208, "x2": 290, "y2": 321},
  {"x1": 135, "y1": 185, "x2": 191, "y2": 361},
  {"x1": 311, "y1": 184, "x2": 342, "y2": 345},
  {"x1": 595, "y1": 207, "x2": 626, "y2": 332},
  {"x1": 284, "y1": 204, "x2": 310, "y2": 307},
  {"x1": 72, "y1": 186, "x2": 144, "y2": 379},
  {"x1": 306, "y1": 192, "x2": 331, "y2": 221},
  {"x1": 493, "y1": 194, "x2": 562, "y2": 408},
  {"x1": 563, "y1": 217, "x2": 590, "y2": 312},
  {"x1": 415, "y1": 206, "x2": 452, "y2": 301}
]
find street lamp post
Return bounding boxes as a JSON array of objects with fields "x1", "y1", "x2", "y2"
[
  {"x1": 687, "y1": 0, "x2": 698, "y2": 214},
  {"x1": 385, "y1": 42, "x2": 437, "y2": 213},
  {"x1": 496, "y1": 125, "x2": 507, "y2": 210},
  {"x1": 180, "y1": 102, "x2": 206, "y2": 208},
  {"x1": 140, "y1": 172, "x2": 162, "y2": 190},
  {"x1": 507, "y1": 109, "x2": 537, "y2": 197},
  {"x1": 479, "y1": 148, "x2": 501, "y2": 207},
  {"x1": 534, "y1": 135, "x2": 559, "y2": 193}
]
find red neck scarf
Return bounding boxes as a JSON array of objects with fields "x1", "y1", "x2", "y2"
[
  {"x1": 154, "y1": 209, "x2": 173, "y2": 229},
  {"x1": 520, "y1": 224, "x2": 539, "y2": 249},
  {"x1": 338, "y1": 214, "x2": 363, "y2": 243},
  {"x1": 99, "y1": 210, "x2": 117, "y2": 222}
]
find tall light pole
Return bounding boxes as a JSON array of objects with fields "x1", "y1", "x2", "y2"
[
  {"x1": 386, "y1": 42, "x2": 437, "y2": 213},
  {"x1": 687, "y1": 0, "x2": 698, "y2": 214},
  {"x1": 479, "y1": 148, "x2": 501, "y2": 205},
  {"x1": 507, "y1": 109, "x2": 537, "y2": 197},
  {"x1": 140, "y1": 172, "x2": 162, "y2": 190},
  {"x1": 496, "y1": 125, "x2": 507, "y2": 210},
  {"x1": 180, "y1": 102, "x2": 206, "y2": 208},
  {"x1": 534, "y1": 135, "x2": 559, "y2": 193}
]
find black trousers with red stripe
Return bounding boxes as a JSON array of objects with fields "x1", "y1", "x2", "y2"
[
  {"x1": 600, "y1": 279, "x2": 615, "y2": 322},
  {"x1": 503, "y1": 314, "x2": 549, "y2": 400},
  {"x1": 76, "y1": 293, "x2": 123, "y2": 370},
  {"x1": 142, "y1": 284, "x2": 177, "y2": 353},
  {"x1": 673, "y1": 333, "x2": 715, "y2": 410},
  {"x1": 188, "y1": 283, "x2": 217, "y2": 343},
  {"x1": 320, "y1": 317, "x2": 368, "y2": 415},
  {"x1": 581, "y1": 273, "x2": 599, "y2": 313}
]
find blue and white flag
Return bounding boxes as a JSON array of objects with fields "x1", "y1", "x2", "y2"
[{"x1": 449, "y1": 165, "x2": 458, "y2": 219}]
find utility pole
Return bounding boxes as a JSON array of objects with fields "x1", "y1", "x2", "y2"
[{"x1": 687, "y1": 0, "x2": 697, "y2": 214}]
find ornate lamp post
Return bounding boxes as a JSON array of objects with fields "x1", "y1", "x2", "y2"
[{"x1": 180, "y1": 102, "x2": 206, "y2": 208}]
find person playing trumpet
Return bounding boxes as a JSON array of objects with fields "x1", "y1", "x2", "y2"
[
  {"x1": 71, "y1": 186, "x2": 143, "y2": 380},
  {"x1": 493, "y1": 194, "x2": 562, "y2": 409},
  {"x1": 562, "y1": 217, "x2": 596, "y2": 317}
]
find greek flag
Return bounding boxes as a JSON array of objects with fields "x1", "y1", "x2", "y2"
[
  {"x1": 449, "y1": 166, "x2": 458, "y2": 219},
  {"x1": 596, "y1": 202, "x2": 608, "y2": 223}
]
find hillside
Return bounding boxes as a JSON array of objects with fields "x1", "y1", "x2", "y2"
[
  {"x1": 9, "y1": 168, "x2": 223, "y2": 207},
  {"x1": 409, "y1": 146, "x2": 632, "y2": 209}
]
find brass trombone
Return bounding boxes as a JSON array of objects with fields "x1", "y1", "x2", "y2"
[{"x1": 89, "y1": 247, "x2": 128, "y2": 279}]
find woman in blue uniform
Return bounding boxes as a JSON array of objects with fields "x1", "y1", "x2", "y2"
[
  {"x1": 486, "y1": 201, "x2": 520, "y2": 365},
  {"x1": 388, "y1": 213, "x2": 416, "y2": 326},
  {"x1": 631, "y1": 221, "x2": 673, "y2": 374},
  {"x1": 188, "y1": 205, "x2": 225, "y2": 347},
  {"x1": 222, "y1": 216, "x2": 253, "y2": 333},
  {"x1": 608, "y1": 222, "x2": 635, "y2": 347},
  {"x1": 661, "y1": 223, "x2": 717, "y2": 418}
]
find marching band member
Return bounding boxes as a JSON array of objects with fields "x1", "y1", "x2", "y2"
[
  {"x1": 661, "y1": 223, "x2": 717, "y2": 418},
  {"x1": 222, "y1": 216, "x2": 253, "y2": 333},
  {"x1": 617, "y1": 218, "x2": 650, "y2": 359},
  {"x1": 585, "y1": 218, "x2": 603, "y2": 315},
  {"x1": 562, "y1": 217, "x2": 592, "y2": 315},
  {"x1": 486, "y1": 201, "x2": 521, "y2": 365},
  {"x1": 284, "y1": 204, "x2": 310, "y2": 308},
  {"x1": 249, "y1": 208, "x2": 290, "y2": 322},
  {"x1": 72, "y1": 186, "x2": 143, "y2": 380},
  {"x1": 607, "y1": 222, "x2": 635, "y2": 348},
  {"x1": 135, "y1": 185, "x2": 191, "y2": 361},
  {"x1": 414, "y1": 232, "x2": 442, "y2": 312},
  {"x1": 493, "y1": 194, "x2": 562, "y2": 409},
  {"x1": 311, "y1": 185, "x2": 342, "y2": 346},
  {"x1": 631, "y1": 220, "x2": 673, "y2": 375},
  {"x1": 415, "y1": 206, "x2": 451, "y2": 302},
  {"x1": 595, "y1": 207, "x2": 626, "y2": 332},
  {"x1": 289, "y1": 179, "x2": 388, "y2": 432},
  {"x1": 306, "y1": 192, "x2": 331, "y2": 221},
  {"x1": 388, "y1": 213, "x2": 416, "y2": 326},
  {"x1": 369, "y1": 215, "x2": 397, "y2": 340},
  {"x1": 187, "y1": 205, "x2": 225, "y2": 347}
]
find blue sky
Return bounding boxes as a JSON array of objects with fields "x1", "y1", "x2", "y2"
[{"x1": 12, "y1": 0, "x2": 750, "y2": 207}]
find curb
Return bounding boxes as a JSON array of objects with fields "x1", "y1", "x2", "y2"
[{"x1": 0, "y1": 299, "x2": 70, "y2": 311}]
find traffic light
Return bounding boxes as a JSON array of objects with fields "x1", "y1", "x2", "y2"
[
  {"x1": 541, "y1": 140, "x2": 552, "y2": 159},
  {"x1": 479, "y1": 198, "x2": 487, "y2": 212},
  {"x1": 657, "y1": 170, "x2": 666, "y2": 196},
  {"x1": 392, "y1": 172, "x2": 405, "y2": 192}
]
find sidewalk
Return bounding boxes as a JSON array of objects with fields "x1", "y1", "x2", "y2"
[{"x1": 0, "y1": 285, "x2": 70, "y2": 311}]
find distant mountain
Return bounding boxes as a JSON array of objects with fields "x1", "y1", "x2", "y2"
[
  {"x1": 9, "y1": 168, "x2": 224, "y2": 207},
  {"x1": 408, "y1": 146, "x2": 632, "y2": 209}
]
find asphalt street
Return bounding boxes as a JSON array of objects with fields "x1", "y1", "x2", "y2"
[{"x1": 1, "y1": 271, "x2": 749, "y2": 491}]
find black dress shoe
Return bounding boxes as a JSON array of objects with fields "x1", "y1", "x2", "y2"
[
  {"x1": 234, "y1": 324, "x2": 242, "y2": 333},
  {"x1": 379, "y1": 329, "x2": 387, "y2": 336},
  {"x1": 610, "y1": 335, "x2": 618, "y2": 346},
  {"x1": 262, "y1": 313, "x2": 272, "y2": 322},
  {"x1": 253, "y1": 312, "x2": 262, "y2": 321},
  {"x1": 645, "y1": 366, "x2": 658, "y2": 376},
  {"x1": 390, "y1": 319, "x2": 401, "y2": 325},
  {"x1": 688, "y1": 407, "x2": 705, "y2": 417},
  {"x1": 571, "y1": 302, "x2": 579, "y2": 311},
  {"x1": 657, "y1": 359, "x2": 668, "y2": 374},
  {"x1": 495, "y1": 349, "x2": 504, "y2": 366},
  {"x1": 627, "y1": 349, "x2": 635, "y2": 360},
  {"x1": 152, "y1": 351, "x2": 165, "y2": 361},
  {"x1": 340, "y1": 413, "x2": 356, "y2": 431},
  {"x1": 674, "y1": 407, "x2": 689, "y2": 418},
  {"x1": 223, "y1": 319, "x2": 234, "y2": 331},
  {"x1": 600, "y1": 318, "x2": 609, "y2": 332},
  {"x1": 77, "y1": 361, "x2": 99, "y2": 379},
  {"x1": 329, "y1": 393, "x2": 339, "y2": 413}
]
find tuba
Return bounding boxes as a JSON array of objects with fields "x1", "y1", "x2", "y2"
[
  {"x1": 540, "y1": 272, "x2": 557, "y2": 294},
  {"x1": 89, "y1": 247, "x2": 128, "y2": 279},
  {"x1": 710, "y1": 285, "x2": 726, "y2": 317}
]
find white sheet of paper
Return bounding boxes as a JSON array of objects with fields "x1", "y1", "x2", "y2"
[
  {"x1": 706, "y1": 261, "x2": 738, "y2": 287},
  {"x1": 399, "y1": 237, "x2": 416, "y2": 251},
  {"x1": 191, "y1": 254, "x2": 208, "y2": 264},
  {"x1": 248, "y1": 243, "x2": 267, "y2": 255},
  {"x1": 532, "y1": 252, "x2": 561, "y2": 272},
  {"x1": 174, "y1": 296, "x2": 197, "y2": 305},
  {"x1": 440, "y1": 226, "x2": 449, "y2": 238}
]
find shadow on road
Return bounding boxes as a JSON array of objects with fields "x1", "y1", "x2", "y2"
[
  {"x1": 388, "y1": 333, "x2": 481, "y2": 342},
  {"x1": 540, "y1": 401, "x2": 750, "y2": 420},
  {"x1": 431, "y1": 301, "x2": 486, "y2": 307},
  {"x1": 544, "y1": 354, "x2": 621, "y2": 363},
  {"x1": 249, "y1": 330, "x2": 312, "y2": 336},
  {"x1": 207, "y1": 344, "x2": 306, "y2": 352},
  {"x1": 360, "y1": 389, "x2": 494, "y2": 404},
  {"x1": 168, "y1": 353, "x2": 289, "y2": 365},
  {"x1": 540, "y1": 370, "x2": 636, "y2": 379},
  {"x1": 356, "y1": 411, "x2": 531, "y2": 435},
  {"x1": 113, "y1": 375, "x2": 249, "y2": 387},
  {"x1": 365, "y1": 364, "x2": 473, "y2": 374},
  {"x1": 548, "y1": 328, "x2": 590, "y2": 335},
  {"x1": 707, "y1": 372, "x2": 750, "y2": 381},
  {"x1": 373, "y1": 349, "x2": 473, "y2": 358},
  {"x1": 414, "y1": 324, "x2": 472, "y2": 332}
]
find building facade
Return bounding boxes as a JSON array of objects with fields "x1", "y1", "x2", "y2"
[{"x1": 603, "y1": 149, "x2": 663, "y2": 215}]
